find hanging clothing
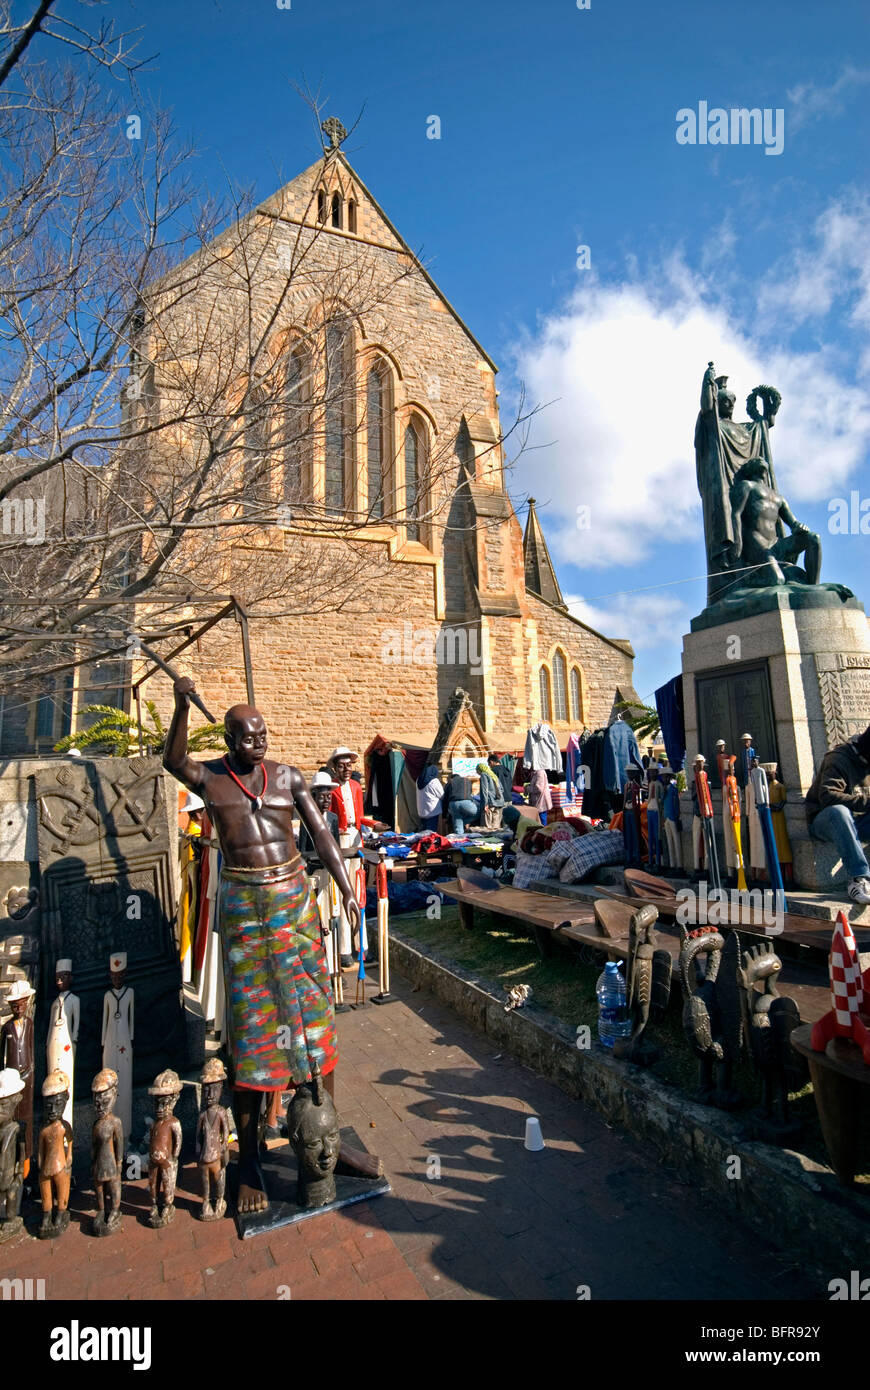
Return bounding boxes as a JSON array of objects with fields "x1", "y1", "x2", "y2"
[
  {"x1": 602, "y1": 720, "x2": 642, "y2": 794},
  {"x1": 495, "y1": 754, "x2": 516, "y2": 803},
  {"x1": 654, "y1": 677, "x2": 686, "y2": 774},
  {"x1": 564, "y1": 733, "x2": 582, "y2": 800},
  {"x1": 528, "y1": 769, "x2": 553, "y2": 813},
  {"x1": 579, "y1": 730, "x2": 607, "y2": 821},
  {"x1": 195, "y1": 825, "x2": 224, "y2": 1033},
  {"x1": 178, "y1": 825, "x2": 201, "y2": 981},
  {"x1": 523, "y1": 722, "x2": 561, "y2": 772}
]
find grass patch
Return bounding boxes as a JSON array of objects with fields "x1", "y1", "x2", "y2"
[{"x1": 393, "y1": 903, "x2": 869, "y2": 1181}]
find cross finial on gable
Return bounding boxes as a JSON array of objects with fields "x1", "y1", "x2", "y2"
[{"x1": 321, "y1": 116, "x2": 347, "y2": 151}]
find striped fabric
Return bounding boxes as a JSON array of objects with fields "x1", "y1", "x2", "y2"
[{"x1": 219, "y1": 859, "x2": 338, "y2": 1091}]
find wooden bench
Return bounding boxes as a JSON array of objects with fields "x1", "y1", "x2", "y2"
[{"x1": 439, "y1": 878, "x2": 627, "y2": 961}]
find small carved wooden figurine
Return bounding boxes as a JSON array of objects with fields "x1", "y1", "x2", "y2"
[
  {"x1": 46, "y1": 959, "x2": 79, "y2": 1130},
  {"x1": 287, "y1": 1065, "x2": 341, "y2": 1211},
  {"x1": 1, "y1": 979, "x2": 35, "y2": 1180},
  {"x1": 91, "y1": 1067, "x2": 124, "y2": 1236},
  {"x1": 678, "y1": 926, "x2": 743, "y2": 1109},
  {"x1": 147, "y1": 1069, "x2": 183, "y2": 1227},
  {"x1": 38, "y1": 1070, "x2": 73, "y2": 1239},
  {"x1": 102, "y1": 952, "x2": 134, "y2": 1146},
  {"x1": 613, "y1": 903, "x2": 672, "y2": 1067},
  {"x1": 196, "y1": 1058, "x2": 229, "y2": 1221},
  {"x1": 0, "y1": 1067, "x2": 25, "y2": 1242}
]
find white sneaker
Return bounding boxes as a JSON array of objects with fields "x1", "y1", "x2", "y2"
[{"x1": 847, "y1": 877, "x2": 870, "y2": 906}]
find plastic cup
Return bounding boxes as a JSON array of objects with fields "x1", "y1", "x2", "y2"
[{"x1": 524, "y1": 1116, "x2": 545, "y2": 1152}]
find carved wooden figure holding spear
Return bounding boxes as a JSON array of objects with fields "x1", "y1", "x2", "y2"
[{"x1": 164, "y1": 674, "x2": 380, "y2": 1216}]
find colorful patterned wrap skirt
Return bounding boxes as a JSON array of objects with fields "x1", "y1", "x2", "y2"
[{"x1": 218, "y1": 856, "x2": 338, "y2": 1090}]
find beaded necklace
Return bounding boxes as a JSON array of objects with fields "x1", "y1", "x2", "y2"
[{"x1": 222, "y1": 755, "x2": 267, "y2": 812}]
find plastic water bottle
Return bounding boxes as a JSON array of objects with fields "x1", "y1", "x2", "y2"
[{"x1": 596, "y1": 960, "x2": 630, "y2": 1048}]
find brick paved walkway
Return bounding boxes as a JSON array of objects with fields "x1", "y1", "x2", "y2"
[{"x1": 3, "y1": 974, "x2": 817, "y2": 1301}]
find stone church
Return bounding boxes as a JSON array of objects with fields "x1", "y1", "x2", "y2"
[{"x1": 2, "y1": 126, "x2": 639, "y2": 769}]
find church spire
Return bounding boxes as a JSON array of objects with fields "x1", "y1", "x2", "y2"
[{"x1": 523, "y1": 498, "x2": 567, "y2": 609}]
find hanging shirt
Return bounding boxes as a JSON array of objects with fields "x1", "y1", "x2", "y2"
[
  {"x1": 602, "y1": 721, "x2": 642, "y2": 793},
  {"x1": 523, "y1": 722, "x2": 561, "y2": 772}
]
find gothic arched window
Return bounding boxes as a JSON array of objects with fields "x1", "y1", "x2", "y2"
[
  {"x1": 347, "y1": 199, "x2": 357, "y2": 233},
  {"x1": 284, "y1": 348, "x2": 310, "y2": 504},
  {"x1": 366, "y1": 364, "x2": 387, "y2": 520},
  {"x1": 317, "y1": 189, "x2": 326, "y2": 223},
  {"x1": 539, "y1": 666, "x2": 552, "y2": 723},
  {"x1": 324, "y1": 320, "x2": 350, "y2": 512},
  {"x1": 244, "y1": 386, "x2": 270, "y2": 514},
  {"x1": 331, "y1": 192, "x2": 342, "y2": 229},
  {"x1": 552, "y1": 651, "x2": 568, "y2": 722},
  {"x1": 404, "y1": 419, "x2": 424, "y2": 542},
  {"x1": 570, "y1": 666, "x2": 583, "y2": 724}
]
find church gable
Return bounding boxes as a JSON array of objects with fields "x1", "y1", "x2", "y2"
[{"x1": 257, "y1": 154, "x2": 406, "y2": 254}]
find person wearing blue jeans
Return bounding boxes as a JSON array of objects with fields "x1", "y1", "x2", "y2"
[
  {"x1": 443, "y1": 772, "x2": 480, "y2": 835},
  {"x1": 806, "y1": 724, "x2": 870, "y2": 905},
  {"x1": 447, "y1": 798, "x2": 480, "y2": 835}
]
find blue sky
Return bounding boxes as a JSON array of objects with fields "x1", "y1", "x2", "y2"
[{"x1": 91, "y1": 0, "x2": 870, "y2": 703}]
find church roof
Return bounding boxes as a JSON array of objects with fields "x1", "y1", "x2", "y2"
[
  {"x1": 523, "y1": 499, "x2": 566, "y2": 609},
  {"x1": 257, "y1": 150, "x2": 499, "y2": 373}
]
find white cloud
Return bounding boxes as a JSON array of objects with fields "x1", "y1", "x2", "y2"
[
  {"x1": 507, "y1": 208, "x2": 870, "y2": 567},
  {"x1": 787, "y1": 65, "x2": 870, "y2": 134},
  {"x1": 566, "y1": 588, "x2": 691, "y2": 653}
]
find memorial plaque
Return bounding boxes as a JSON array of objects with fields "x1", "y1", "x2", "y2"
[
  {"x1": 35, "y1": 756, "x2": 184, "y2": 1091},
  {"x1": 816, "y1": 654, "x2": 870, "y2": 746},
  {"x1": 696, "y1": 663, "x2": 779, "y2": 786}
]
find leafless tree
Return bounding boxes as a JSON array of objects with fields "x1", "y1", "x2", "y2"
[{"x1": 0, "y1": 22, "x2": 533, "y2": 724}]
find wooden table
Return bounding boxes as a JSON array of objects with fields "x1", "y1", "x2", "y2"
[{"x1": 791, "y1": 1022, "x2": 870, "y2": 1185}]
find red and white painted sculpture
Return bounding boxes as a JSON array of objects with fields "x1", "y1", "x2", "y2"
[{"x1": 810, "y1": 910, "x2": 870, "y2": 1065}]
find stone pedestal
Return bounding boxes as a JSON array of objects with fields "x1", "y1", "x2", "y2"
[{"x1": 679, "y1": 599, "x2": 870, "y2": 891}]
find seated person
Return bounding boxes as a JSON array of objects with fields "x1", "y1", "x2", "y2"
[{"x1": 806, "y1": 722, "x2": 870, "y2": 905}]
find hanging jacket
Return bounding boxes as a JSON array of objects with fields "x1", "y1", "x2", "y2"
[
  {"x1": 523, "y1": 721, "x2": 561, "y2": 772},
  {"x1": 565, "y1": 733, "x2": 584, "y2": 799},
  {"x1": 602, "y1": 720, "x2": 642, "y2": 793},
  {"x1": 496, "y1": 753, "x2": 516, "y2": 803}
]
